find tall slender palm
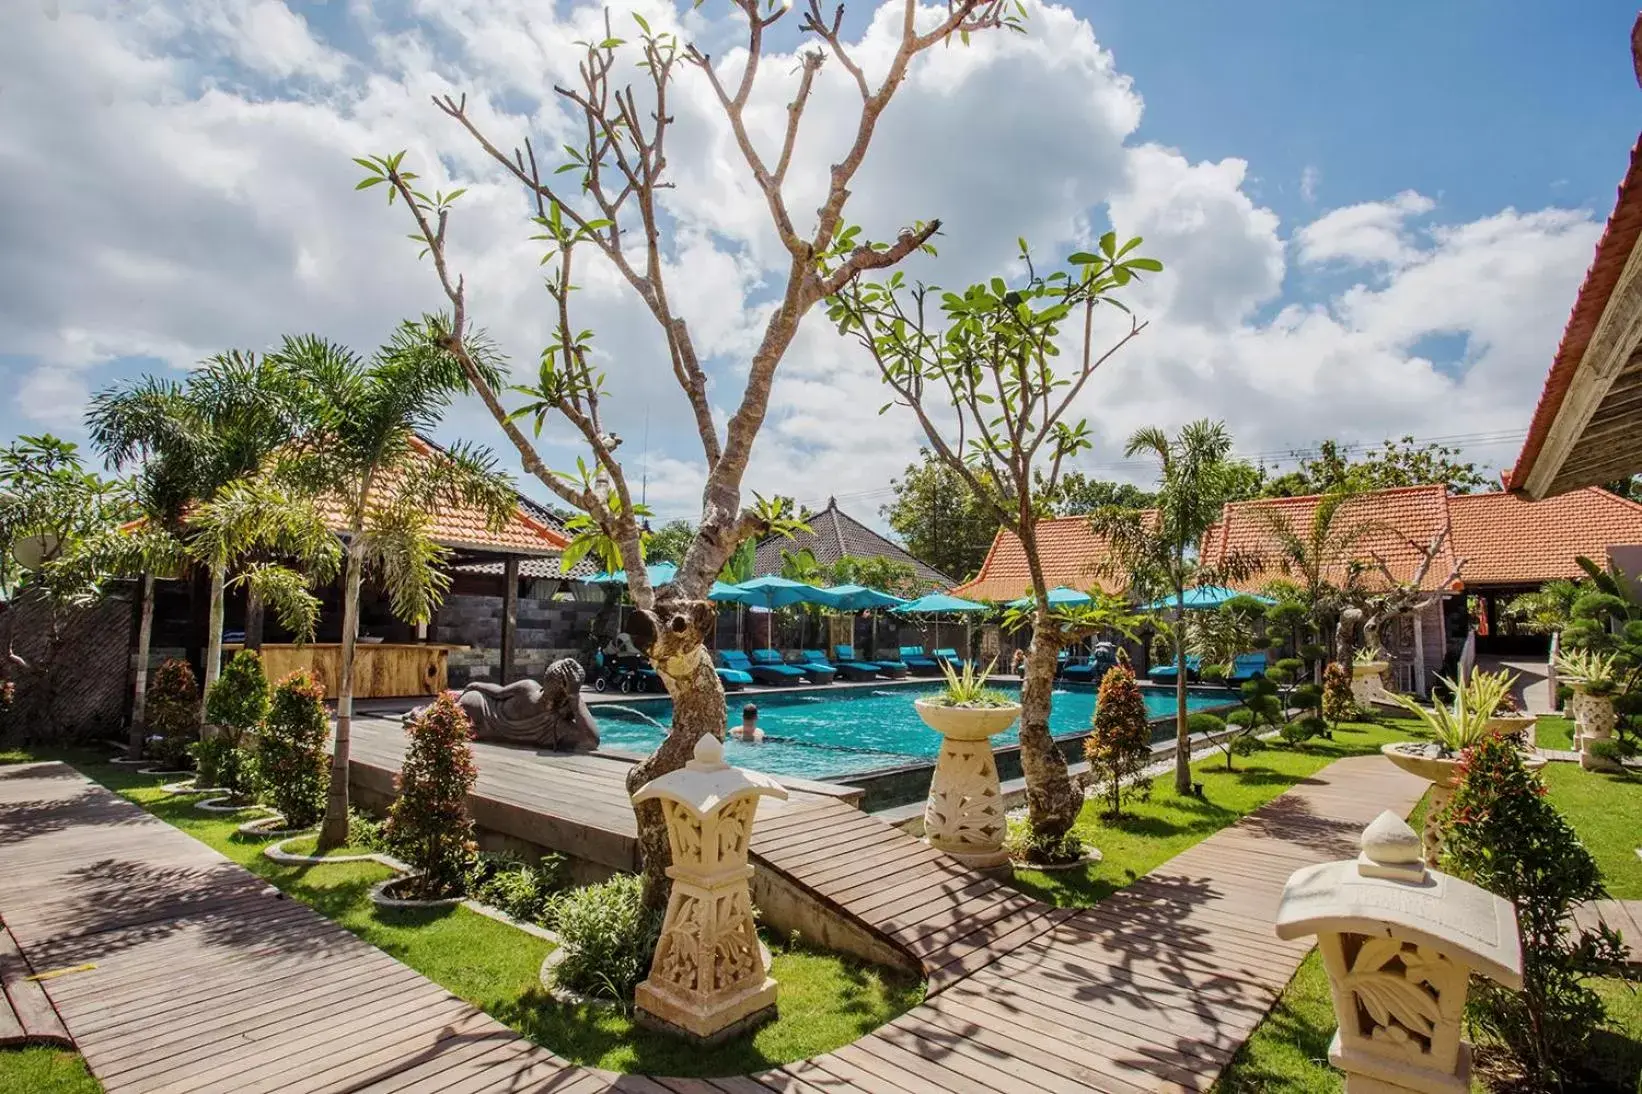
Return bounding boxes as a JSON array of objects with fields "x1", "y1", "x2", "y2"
[
  {"x1": 1253, "y1": 490, "x2": 1381, "y2": 670},
  {"x1": 273, "y1": 325, "x2": 517, "y2": 850},
  {"x1": 1090, "y1": 420, "x2": 1250, "y2": 796},
  {"x1": 88, "y1": 354, "x2": 309, "y2": 731}
]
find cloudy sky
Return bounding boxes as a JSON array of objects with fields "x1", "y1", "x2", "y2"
[{"x1": 4, "y1": 1, "x2": 1638, "y2": 528}]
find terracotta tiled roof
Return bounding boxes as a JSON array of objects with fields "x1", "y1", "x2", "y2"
[
  {"x1": 950, "y1": 515, "x2": 1142, "y2": 602},
  {"x1": 1203, "y1": 486, "x2": 1459, "y2": 593},
  {"x1": 317, "y1": 437, "x2": 569, "y2": 557},
  {"x1": 753, "y1": 498, "x2": 953, "y2": 591},
  {"x1": 1448, "y1": 487, "x2": 1642, "y2": 585},
  {"x1": 1510, "y1": 24, "x2": 1642, "y2": 494}
]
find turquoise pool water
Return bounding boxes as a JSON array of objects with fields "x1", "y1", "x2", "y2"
[{"x1": 592, "y1": 683, "x2": 1232, "y2": 782}]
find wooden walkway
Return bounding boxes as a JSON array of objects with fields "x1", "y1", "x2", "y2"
[{"x1": 1, "y1": 752, "x2": 1453, "y2": 1092}]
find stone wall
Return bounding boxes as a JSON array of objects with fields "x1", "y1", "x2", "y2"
[
  {"x1": 0, "y1": 587, "x2": 136, "y2": 743},
  {"x1": 432, "y1": 594, "x2": 608, "y2": 685}
]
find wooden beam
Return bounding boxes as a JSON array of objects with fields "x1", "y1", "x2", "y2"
[{"x1": 500, "y1": 556, "x2": 520, "y2": 683}]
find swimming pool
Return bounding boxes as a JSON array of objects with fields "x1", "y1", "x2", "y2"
[{"x1": 592, "y1": 683, "x2": 1233, "y2": 782}]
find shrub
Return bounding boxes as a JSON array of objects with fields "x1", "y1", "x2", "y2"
[
  {"x1": 552, "y1": 874, "x2": 663, "y2": 1001},
  {"x1": 348, "y1": 809, "x2": 386, "y2": 851},
  {"x1": 205, "y1": 650, "x2": 270, "y2": 741},
  {"x1": 1224, "y1": 708, "x2": 1255, "y2": 728},
  {"x1": 146, "y1": 658, "x2": 200, "y2": 769},
  {"x1": 1279, "y1": 715, "x2": 1327, "y2": 745},
  {"x1": 1321, "y1": 662, "x2": 1356, "y2": 725},
  {"x1": 1006, "y1": 817, "x2": 1086, "y2": 866},
  {"x1": 1084, "y1": 665, "x2": 1152, "y2": 819},
  {"x1": 191, "y1": 735, "x2": 256, "y2": 798},
  {"x1": 1186, "y1": 712, "x2": 1227, "y2": 737},
  {"x1": 256, "y1": 670, "x2": 330, "y2": 829},
  {"x1": 385, "y1": 693, "x2": 477, "y2": 898},
  {"x1": 1440, "y1": 734, "x2": 1628, "y2": 1087},
  {"x1": 469, "y1": 851, "x2": 569, "y2": 927},
  {"x1": 1229, "y1": 733, "x2": 1265, "y2": 755}
]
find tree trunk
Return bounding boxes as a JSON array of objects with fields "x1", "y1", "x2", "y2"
[
  {"x1": 623, "y1": 591, "x2": 726, "y2": 913},
  {"x1": 244, "y1": 588, "x2": 265, "y2": 653},
  {"x1": 1018, "y1": 616, "x2": 1080, "y2": 840},
  {"x1": 201, "y1": 562, "x2": 226, "y2": 727},
  {"x1": 1174, "y1": 586, "x2": 1191, "y2": 795},
  {"x1": 129, "y1": 573, "x2": 155, "y2": 758},
  {"x1": 317, "y1": 543, "x2": 364, "y2": 850}
]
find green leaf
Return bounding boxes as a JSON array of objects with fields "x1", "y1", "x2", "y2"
[
  {"x1": 1067, "y1": 251, "x2": 1098, "y2": 265},
  {"x1": 1125, "y1": 257, "x2": 1163, "y2": 272},
  {"x1": 633, "y1": 12, "x2": 651, "y2": 33},
  {"x1": 355, "y1": 177, "x2": 385, "y2": 190},
  {"x1": 1099, "y1": 231, "x2": 1116, "y2": 258}
]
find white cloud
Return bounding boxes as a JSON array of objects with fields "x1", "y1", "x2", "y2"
[
  {"x1": 0, "y1": 0, "x2": 1605, "y2": 531},
  {"x1": 1295, "y1": 190, "x2": 1437, "y2": 268}
]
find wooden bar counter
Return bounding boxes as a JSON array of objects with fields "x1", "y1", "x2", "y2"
[{"x1": 224, "y1": 643, "x2": 464, "y2": 699}]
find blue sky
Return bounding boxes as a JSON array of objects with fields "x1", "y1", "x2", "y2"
[{"x1": 2, "y1": 0, "x2": 1637, "y2": 521}]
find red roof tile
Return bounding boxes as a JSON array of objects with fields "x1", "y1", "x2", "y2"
[
  {"x1": 950, "y1": 515, "x2": 1147, "y2": 602},
  {"x1": 1448, "y1": 487, "x2": 1642, "y2": 585}
]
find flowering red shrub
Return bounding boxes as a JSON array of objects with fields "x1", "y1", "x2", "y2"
[
  {"x1": 385, "y1": 692, "x2": 477, "y2": 898},
  {"x1": 1321, "y1": 662, "x2": 1356, "y2": 726},
  {"x1": 1086, "y1": 665, "x2": 1152, "y2": 819}
]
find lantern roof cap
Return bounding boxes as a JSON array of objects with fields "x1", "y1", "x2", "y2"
[{"x1": 632, "y1": 734, "x2": 788, "y2": 816}]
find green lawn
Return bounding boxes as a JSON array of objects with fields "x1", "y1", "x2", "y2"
[
  {"x1": 1010, "y1": 718, "x2": 1427, "y2": 906},
  {"x1": 1, "y1": 750, "x2": 922, "y2": 1079},
  {"x1": 0, "y1": 1047, "x2": 100, "y2": 1094},
  {"x1": 1536, "y1": 715, "x2": 1575, "y2": 752}
]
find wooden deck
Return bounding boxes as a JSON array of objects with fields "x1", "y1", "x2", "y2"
[{"x1": 1, "y1": 751, "x2": 1460, "y2": 1092}]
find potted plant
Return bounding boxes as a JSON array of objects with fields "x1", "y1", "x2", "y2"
[
  {"x1": 915, "y1": 659, "x2": 1017, "y2": 870},
  {"x1": 1349, "y1": 645, "x2": 1396, "y2": 708},
  {"x1": 1385, "y1": 670, "x2": 1545, "y2": 865},
  {"x1": 1553, "y1": 648, "x2": 1620, "y2": 748},
  {"x1": 913, "y1": 658, "x2": 1019, "y2": 740}
]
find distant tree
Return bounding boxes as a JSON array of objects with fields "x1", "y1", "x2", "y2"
[
  {"x1": 1261, "y1": 436, "x2": 1486, "y2": 497},
  {"x1": 881, "y1": 450, "x2": 1000, "y2": 581},
  {"x1": 644, "y1": 519, "x2": 697, "y2": 566},
  {"x1": 1046, "y1": 471, "x2": 1155, "y2": 515},
  {"x1": 834, "y1": 554, "x2": 921, "y2": 597}
]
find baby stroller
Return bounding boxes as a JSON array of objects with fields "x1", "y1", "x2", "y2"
[{"x1": 589, "y1": 650, "x2": 650, "y2": 693}]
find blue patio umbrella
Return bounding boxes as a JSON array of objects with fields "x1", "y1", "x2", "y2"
[
  {"x1": 814, "y1": 584, "x2": 909, "y2": 611},
  {"x1": 893, "y1": 592, "x2": 991, "y2": 615},
  {"x1": 1139, "y1": 585, "x2": 1275, "y2": 612},
  {"x1": 1007, "y1": 585, "x2": 1095, "y2": 609},
  {"x1": 586, "y1": 561, "x2": 679, "y2": 587},
  {"x1": 709, "y1": 581, "x2": 753, "y2": 603},
  {"x1": 732, "y1": 575, "x2": 834, "y2": 648}
]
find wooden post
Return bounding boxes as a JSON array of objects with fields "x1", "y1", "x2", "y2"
[
  {"x1": 1413, "y1": 606, "x2": 1428, "y2": 698},
  {"x1": 500, "y1": 556, "x2": 520, "y2": 683}
]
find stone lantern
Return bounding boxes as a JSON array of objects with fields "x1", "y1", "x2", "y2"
[
  {"x1": 631, "y1": 733, "x2": 788, "y2": 1043},
  {"x1": 1276, "y1": 811, "x2": 1523, "y2": 1094}
]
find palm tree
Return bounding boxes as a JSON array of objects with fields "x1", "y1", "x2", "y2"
[
  {"x1": 272, "y1": 325, "x2": 517, "y2": 850},
  {"x1": 1252, "y1": 490, "x2": 1380, "y2": 669},
  {"x1": 1090, "y1": 420, "x2": 1251, "y2": 796}
]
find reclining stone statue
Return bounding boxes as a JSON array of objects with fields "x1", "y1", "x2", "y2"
[{"x1": 453, "y1": 657, "x2": 601, "y2": 751}]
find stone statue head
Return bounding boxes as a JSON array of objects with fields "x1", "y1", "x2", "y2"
[{"x1": 542, "y1": 657, "x2": 586, "y2": 702}]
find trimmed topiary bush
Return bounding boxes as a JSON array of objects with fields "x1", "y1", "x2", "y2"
[
  {"x1": 146, "y1": 658, "x2": 201, "y2": 769},
  {"x1": 1085, "y1": 664, "x2": 1152, "y2": 819},
  {"x1": 552, "y1": 873, "x2": 663, "y2": 1001},
  {"x1": 1440, "y1": 733, "x2": 1628, "y2": 1088},
  {"x1": 256, "y1": 669, "x2": 330, "y2": 829},
  {"x1": 1186, "y1": 712, "x2": 1226, "y2": 737},
  {"x1": 385, "y1": 692, "x2": 477, "y2": 899}
]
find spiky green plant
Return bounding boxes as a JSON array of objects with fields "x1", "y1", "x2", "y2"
[
  {"x1": 1390, "y1": 669, "x2": 1516, "y2": 754},
  {"x1": 932, "y1": 657, "x2": 1010, "y2": 708}
]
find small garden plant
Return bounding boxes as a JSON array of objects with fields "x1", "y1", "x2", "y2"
[
  {"x1": 196, "y1": 649, "x2": 269, "y2": 798},
  {"x1": 146, "y1": 658, "x2": 201, "y2": 769},
  {"x1": 256, "y1": 669, "x2": 330, "y2": 830},
  {"x1": 1440, "y1": 733, "x2": 1629, "y2": 1088},
  {"x1": 551, "y1": 872, "x2": 663, "y2": 1003},
  {"x1": 1320, "y1": 661, "x2": 1357, "y2": 727},
  {"x1": 385, "y1": 692, "x2": 478, "y2": 899},
  {"x1": 1389, "y1": 669, "x2": 1513, "y2": 756},
  {"x1": 930, "y1": 657, "x2": 1011, "y2": 708},
  {"x1": 1085, "y1": 663, "x2": 1152, "y2": 819},
  {"x1": 469, "y1": 851, "x2": 570, "y2": 928}
]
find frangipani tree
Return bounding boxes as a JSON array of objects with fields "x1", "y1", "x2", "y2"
[
  {"x1": 272, "y1": 328, "x2": 518, "y2": 851},
  {"x1": 1089, "y1": 420, "x2": 1254, "y2": 796},
  {"x1": 827, "y1": 239, "x2": 1159, "y2": 849},
  {"x1": 358, "y1": 0, "x2": 1022, "y2": 907}
]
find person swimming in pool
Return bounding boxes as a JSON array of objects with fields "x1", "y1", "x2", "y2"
[{"x1": 736, "y1": 703, "x2": 764, "y2": 743}]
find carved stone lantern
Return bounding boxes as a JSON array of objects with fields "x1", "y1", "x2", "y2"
[
  {"x1": 631, "y1": 734, "x2": 788, "y2": 1043},
  {"x1": 1276, "y1": 811, "x2": 1523, "y2": 1093}
]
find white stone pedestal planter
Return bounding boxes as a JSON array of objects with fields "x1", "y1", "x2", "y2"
[
  {"x1": 1276, "y1": 811, "x2": 1523, "y2": 1094},
  {"x1": 914, "y1": 699, "x2": 1019, "y2": 871},
  {"x1": 1350, "y1": 661, "x2": 1397, "y2": 709},
  {"x1": 1569, "y1": 685, "x2": 1621, "y2": 770},
  {"x1": 1381, "y1": 742, "x2": 1547, "y2": 866}
]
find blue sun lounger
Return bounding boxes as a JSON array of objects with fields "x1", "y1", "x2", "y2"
[
  {"x1": 1149, "y1": 655, "x2": 1201, "y2": 684},
  {"x1": 715, "y1": 663, "x2": 753, "y2": 690},
  {"x1": 1227, "y1": 652, "x2": 1268, "y2": 684},
  {"x1": 805, "y1": 648, "x2": 877, "y2": 682},
  {"x1": 748, "y1": 648, "x2": 834, "y2": 684},
  {"x1": 1061, "y1": 656, "x2": 1094, "y2": 684},
  {"x1": 932, "y1": 648, "x2": 969, "y2": 673},
  {"x1": 719, "y1": 649, "x2": 805, "y2": 686},
  {"x1": 899, "y1": 646, "x2": 942, "y2": 676},
  {"x1": 836, "y1": 644, "x2": 906, "y2": 679},
  {"x1": 782, "y1": 650, "x2": 837, "y2": 684}
]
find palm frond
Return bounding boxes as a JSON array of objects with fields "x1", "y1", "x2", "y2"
[
  {"x1": 233, "y1": 563, "x2": 324, "y2": 643},
  {"x1": 359, "y1": 500, "x2": 451, "y2": 625}
]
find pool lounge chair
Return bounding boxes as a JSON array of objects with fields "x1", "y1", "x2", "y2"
[
  {"x1": 720, "y1": 649, "x2": 807, "y2": 686},
  {"x1": 1061, "y1": 657, "x2": 1094, "y2": 684},
  {"x1": 715, "y1": 664, "x2": 753, "y2": 691},
  {"x1": 932, "y1": 648, "x2": 969, "y2": 673},
  {"x1": 783, "y1": 651, "x2": 838, "y2": 684},
  {"x1": 899, "y1": 646, "x2": 942, "y2": 676},
  {"x1": 750, "y1": 648, "x2": 833, "y2": 684},
  {"x1": 837, "y1": 644, "x2": 907, "y2": 679},
  {"x1": 1227, "y1": 652, "x2": 1268, "y2": 684},
  {"x1": 1149, "y1": 655, "x2": 1201, "y2": 684},
  {"x1": 806, "y1": 648, "x2": 878, "y2": 682}
]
